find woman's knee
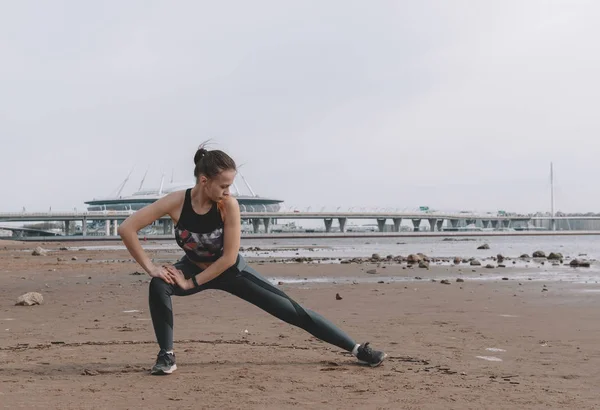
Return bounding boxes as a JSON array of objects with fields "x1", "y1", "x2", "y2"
[{"x1": 149, "y1": 277, "x2": 172, "y2": 299}]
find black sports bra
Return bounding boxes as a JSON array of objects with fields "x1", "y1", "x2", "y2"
[{"x1": 174, "y1": 189, "x2": 224, "y2": 263}]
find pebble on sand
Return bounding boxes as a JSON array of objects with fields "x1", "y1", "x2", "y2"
[{"x1": 15, "y1": 292, "x2": 43, "y2": 306}]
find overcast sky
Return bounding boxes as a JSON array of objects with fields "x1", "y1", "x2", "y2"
[{"x1": 1, "y1": 0, "x2": 598, "y2": 214}]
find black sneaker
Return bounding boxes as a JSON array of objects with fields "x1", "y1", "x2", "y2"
[
  {"x1": 356, "y1": 342, "x2": 387, "y2": 367},
  {"x1": 151, "y1": 349, "x2": 177, "y2": 375}
]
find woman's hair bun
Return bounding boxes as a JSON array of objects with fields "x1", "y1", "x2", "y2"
[{"x1": 194, "y1": 147, "x2": 208, "y2": 164}]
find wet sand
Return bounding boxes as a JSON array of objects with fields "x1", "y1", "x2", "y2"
[{"x1": 1, "y1": 240, "x2": 599, "y2": 409}]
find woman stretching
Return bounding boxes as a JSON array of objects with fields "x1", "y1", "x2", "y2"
[{"x1": 118, "y1": 145, "x2": 387, "y2": 374}]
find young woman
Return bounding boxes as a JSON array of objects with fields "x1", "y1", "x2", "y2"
[{"x1": 118, "y1": 145, "x2": 387, "y2": 375}]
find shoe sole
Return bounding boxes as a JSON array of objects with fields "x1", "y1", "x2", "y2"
[
  {"x1": 358, "y1": 353, "x2": 388, "y2": 367},
  {"x1": 151, "y1": 364, "x2": 177, "y2": 375}
]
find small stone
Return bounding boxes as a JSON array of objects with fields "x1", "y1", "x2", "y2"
[
  {"x1": 470, "y1": 260, "x2": 481, "y2": 266},
  {"x1": 485, "y1": 264, "x2": 495, "y2": 269},
  {"x1": 366, "y1": 269, "x2": 378, "y2": 274},
  {"x1": 32, "y1": 247, "x2": 48, "y2": 256},
  {"x1": 456, "y1": 278, "x2": 464, "y2": 282},
  {"x1": 453, "y1": 257, "x2": 462, "y2": 265},
  {"x1": 335, "y1": 293, "x2": 342, "y2": 300},
  {"x1": 532, "y1": 251, "x2": 546, "y2": 258},
  {"x1": 71, "y1": 257, "x2": 78, "y2": 261},
  {"x1": 418, "y1": 261, "x2": 429, "y2": 269},
  {"x1": 477, "y1": 244, "x2": 490, "y2": 250},
  {"x1": 502, "y1": 277, "x2": 509, "y2": 280},
  {"x1": 15, "y1": 292, "x2": 43, "y2": 306},
  {"x1": 440, "y1": 279, "x2": 451, "y2": 285}
]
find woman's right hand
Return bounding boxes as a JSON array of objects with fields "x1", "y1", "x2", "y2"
[{"x1": 148, "y1": 265, "x2": 175, "y2": 285}]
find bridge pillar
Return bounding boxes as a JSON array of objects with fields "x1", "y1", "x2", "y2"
[
  {"x1": 263, "y1": 218, "x2": 271, "y2": 233},
  {"x1": 252, "y1": 219, "x2": 261, "y2": 233},
  {"x1": 377, "y1": 218, "x2": 387, "y2": 232},
  {"x1": 466, "y1": 219, "x2": 476, "y2": 226},
  {"x1": 392, "y1": 218, "x2": 402, "y2": 232},
  {"x1": 162, "y1": 220, "x2": 171, "y2": 235},
  {"x1": 105, "y1": 220, "x2": 110, "y2": 236},
  {"x1": 427, "y1": 218, "x2": 437, "y2": 232},
  {"x1": 82, "y1": 217, "x2": 87, "y2": 236},
  {"x1": 502, "y1": 219, "x2": 511, "y2": 229},
  {"x1": 112, "y1": 220, "x2": 118, "y2": 236},
  {"x1": 338, "y1": 218, "x2": 347, "y2": 233},
  {"x1": 64, "y1": 221, "x2": 70, "y2": 236},
  {"x1": 436, "y1": 219, "x2": 444, "y2": 231},
  {"x1": 482, "y1": 220, "x2": 491, "y2": 229},
  {"x1": 551, "y1": 219, "x2": 556, "y2": 231},
  {"x1": 412, "y1": 219, "x2": 422, "y2": 232},
  {"x1": 491, "y1": 220, "x2": 499, "y2": 229},
  {"x1": 449, "y1": 219, "x2": 459, "y2": 229},
  {"x1": 324, "y1": 218, "x2": 333, "y2": 233}
]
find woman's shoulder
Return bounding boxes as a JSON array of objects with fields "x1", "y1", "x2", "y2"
[{"x1": 217, "y1": 196, "x2": 240, "y2": 222}]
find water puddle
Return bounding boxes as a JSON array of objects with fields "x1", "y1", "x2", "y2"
[
  {"x1": 486, "y1": 348, "x2": 506, "y2": 352},
  {"x1": 122, "y1": 310, "x2": 141, "y2": 313}
]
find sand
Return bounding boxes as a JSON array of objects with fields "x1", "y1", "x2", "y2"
[{"x1": 0, "y1": 240, "x2": 599, "y2": 409}]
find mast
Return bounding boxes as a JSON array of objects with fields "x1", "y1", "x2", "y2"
[
  {"x1": 138, "y1": 168, "x2": 149, "y2": 192},
  {"x1": 239, "y1": 171, "x2": 257, "y2": 197},
  {"x1": 550, "y1": 162, "x2": 555, "y2": 231},
  {"x1": 115, "y1": 167, "x2": 134, "y2": 197},
  {"x1": 158, "y1": 174, "x2": 165, "y2": 195}
]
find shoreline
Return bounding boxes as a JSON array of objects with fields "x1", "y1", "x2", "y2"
[{"x1": 5, "y1": 229, "x2": 600, "y2": 242}]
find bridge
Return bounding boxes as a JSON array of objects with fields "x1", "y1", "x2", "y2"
[
  {"x1": 0, "y1": 225, "x2": 62, "y2": 238},
  {"x1": 0, "y1": 210, "x2": 594, "y2": 237}
]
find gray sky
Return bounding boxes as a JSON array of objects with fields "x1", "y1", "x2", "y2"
[{"x1": 1, "y1": 0, "x2": 599, "y2": 214}]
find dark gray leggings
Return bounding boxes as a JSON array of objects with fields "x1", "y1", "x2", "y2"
[{"x1": 149, "y1": 254, "x2": 356, "y2": 352}]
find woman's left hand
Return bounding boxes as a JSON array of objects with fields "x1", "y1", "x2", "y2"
[{"x1": 164, "y1": 265, "x2": 194, "y2": 290}]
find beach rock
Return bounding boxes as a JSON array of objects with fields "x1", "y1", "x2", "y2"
[
  {"x1": 497, "y1": 254, "x2": 505, "y2": 263},
  {"x1": 570, "y1": 259, "x2": 591, "y2": 268},
  {"x1": 32, "y1": 247, "x2": 47, "y2": 256},
  {"x1": 57, "y1": 257, "x2": 65, "y2": 262},
  {"x1": 71, "y1": 257, "x2": 78, "y2": 261},
  {"x1": 335, "y1": 293, "x2": 342, "y2": 300},
  {"x1": 386, "y1": 255, "x2": 393, "y2": 260},
  {"x1": 371, "y1": 253, "x2": 381, "y2": 261},
  {"x1": 485, "y1": 264, "x2": 495, "y2": 269},
  {"x1": 340, "y1": 260, "x2": 351, "y2": 264},
  {"x1": 366, "y1": 269, "x2": 378, "y2": 274},
  {"x1": 547, "y1": 252, "x2": 563, "y2": 260},
  {"x1": 477, "y1": 244, "x2": 490, "y2": 250},
  {"x1": 59, "y1": 247, "x2": 68, "y2": 251},
  {"x1": 418, "y1": 261, "x2": 430, "y2": 269},
  {"x1": 502, "y1": 277, "x2": 509, "y2": 280},
  {"x1": 498, "y1": 264, "x2": 506, "y2": 268},
  {"x1": 532, "y1": 251, "x2": 546, "y2": 258},
  {"x1": 440, "y1": 279, "x2": 451, "y2": 285},
  {"x1": 15, "y1": 292, "x2": 43, "y2": 306},
  {"x1": 520, "y1": 254, "x2": 530, "y2": 259},
  {"x1": 407, "y1": 254, "x2": 423, "y2": 264},
  {"x1": 470, "y1": 260, "x2": 481, "y2": 266},
  {"x1": 453, "y1": 257, "x2": 462, "y2": 265},
  {"x1": 414, "y1": 276, "x2": 422, "y2": 280},
  {"x1": 456, "y1": 278, "x2": 464, "y2": 282}
]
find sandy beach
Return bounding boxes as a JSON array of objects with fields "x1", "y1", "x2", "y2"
[{"x1": 1, "y1": 240, "x2": 599, "y2": 409}]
